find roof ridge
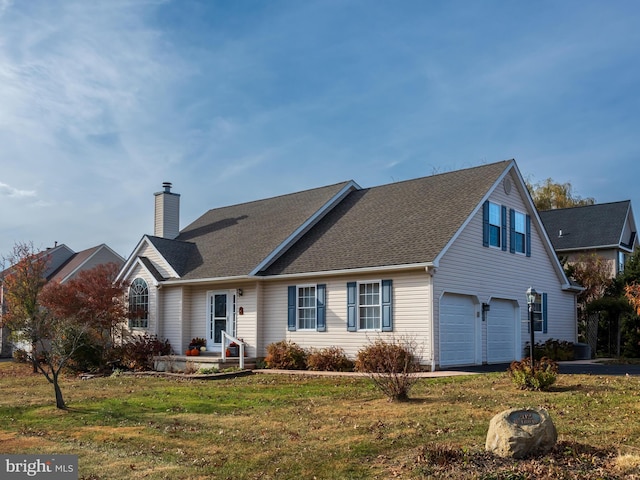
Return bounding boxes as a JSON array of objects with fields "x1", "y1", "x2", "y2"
[
  {"x1": 540, "y1": 199, "x2": 630, "y2": 213},
  {"x1": 361, "y1": 159, "x2": 513, "y2": 192},
  {"x1": 200, "y1": 180, "x2": 355, "y2": 215}
]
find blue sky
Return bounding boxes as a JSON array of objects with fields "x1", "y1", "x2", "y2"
[{"x1": 1, "y1": 0, "x2": 639, "y2": 259}]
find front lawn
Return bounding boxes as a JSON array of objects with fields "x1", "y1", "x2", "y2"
[{"x1": 0, "y1": 362, "x2": 639, "y2": 479}]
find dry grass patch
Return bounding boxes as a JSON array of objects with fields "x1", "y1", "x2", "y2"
[{"x1": 1, "y1": 361, "x2": 639, "y2": 479}]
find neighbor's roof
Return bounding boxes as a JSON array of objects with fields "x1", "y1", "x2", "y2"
[
  {"x1": 539, "y1": 200, "x2": 634, "y2": 251},
  {"x1": 262, "y1": 160, "x2": 512, "y2": 275}
]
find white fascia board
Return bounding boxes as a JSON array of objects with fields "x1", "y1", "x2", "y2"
[
  {"x1": 114, "y1": 236, "x2": 179, "y2": 283},
  {"x1": 160, "y1": 275, "x2": 253, "y2": 287},
  {"x1": 249, "y1": 180, "x2": 361, "y2": 276},
  {"x1": 119, "y1": 257, "x2": 160, "y2": 287},
  {"x1": 157, "y1": 262, "x2": 434, "y2": 286},
  {"x1": 115, "y1": 236, "x2": 149, "y2": 283},
  {"x1": 256, "y1": 262, "x2": 435, "y2": 281}
]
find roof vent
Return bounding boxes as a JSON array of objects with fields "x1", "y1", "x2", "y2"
[
  {"x1": 162, "y1": 182, "x2": 172, "y2": 193},
  {"x1": 559, "y1": 230, "x2": 563, "y2": 238}
]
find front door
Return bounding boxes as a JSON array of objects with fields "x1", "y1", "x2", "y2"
[{"x1": 206, "y1": 291, "x2": 236, "y2": 351}]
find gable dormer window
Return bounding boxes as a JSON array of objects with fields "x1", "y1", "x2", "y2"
[
  {"x1": 483, "y1": 201, "x2": 507, "y2": 250},
  {"x1": 129, "y1": 278, "x2": 149, "y2": 328}
]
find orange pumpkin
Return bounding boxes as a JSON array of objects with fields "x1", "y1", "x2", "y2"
[
  {"x1": 190, "y1": 348, "x2": 200, "y2": 356},
  {"x1": 185, "y1": 349, "x2": 192, "y2": 356}
]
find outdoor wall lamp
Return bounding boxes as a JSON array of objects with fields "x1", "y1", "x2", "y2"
[{"x1": 526, "y1": 287, "x2": 538, "y2": 361}]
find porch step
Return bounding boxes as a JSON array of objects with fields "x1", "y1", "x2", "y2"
[{"x1": 153, "y1": 354, "x2": 257, "y2": 373}]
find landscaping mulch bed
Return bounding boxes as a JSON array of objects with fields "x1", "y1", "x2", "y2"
[{"x1": 406, "y1": 441, "x2": 633, "y2": 479}]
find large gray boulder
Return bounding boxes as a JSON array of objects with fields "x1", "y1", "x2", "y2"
[{"x1": 485, "y1": 408, "x2": 557, "y2": 458}]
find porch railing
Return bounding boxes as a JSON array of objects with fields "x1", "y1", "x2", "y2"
[{"x1": 221, "y1": 331, "x2": 245, "y2": 369}]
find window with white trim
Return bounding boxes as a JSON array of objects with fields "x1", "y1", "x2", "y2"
[
  {"x1": 359, "y1": 281, "x2": 381, "y2": 330},
  {"x1": 128, "y1": 278, "x2": 149, "y2": 328},
  {"x1": 297, "y1": 285, "x2": 317, "y2": 330}
]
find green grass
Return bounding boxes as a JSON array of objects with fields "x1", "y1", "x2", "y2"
[{"x1": 0, "y1": 362, "x2": 639, "y2": 479}]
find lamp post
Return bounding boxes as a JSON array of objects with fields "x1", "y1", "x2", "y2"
[{"x1": 526, "y1": 287, "x2": 537, "y2": 363}]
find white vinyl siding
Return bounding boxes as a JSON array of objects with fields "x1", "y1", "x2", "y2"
[
  {"x1": 434, "y1": 172, "x2": 576, "y2": 366},
  {"x1": 261, "y1": 271, "x2": 432, "y2": 363}
]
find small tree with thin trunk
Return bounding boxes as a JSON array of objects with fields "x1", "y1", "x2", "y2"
[{"x1": 1, "y1": 242, "x2": 105, "y2": 409}]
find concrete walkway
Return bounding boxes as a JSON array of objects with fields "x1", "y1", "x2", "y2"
[{"x1": 256, "y1": 359, "x2": 640, "y2": 378}]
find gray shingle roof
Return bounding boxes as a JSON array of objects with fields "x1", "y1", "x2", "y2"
[
  {"x1": 539, "y1": 201, "x2": 632, "y2": 251},
  {"x1": 171, "y1": 181, "x2": 354, "y2": 279},
  {"x1": 262, "y1": 160, "x2": 512, "y2": 275}
]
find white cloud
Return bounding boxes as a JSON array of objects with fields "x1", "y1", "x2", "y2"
[{"x1": 0, "y1": 181, "x2": 36, "y2": 198}]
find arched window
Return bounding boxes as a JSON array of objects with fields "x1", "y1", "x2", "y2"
[{"x1": 129, "y1": 278, "x2": 149, "y2": 328}]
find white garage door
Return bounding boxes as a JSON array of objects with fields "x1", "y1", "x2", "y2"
[
  {"x1": 440, "y1": 294, "x2": 476, "y2": 367},
  {"x1": 487, "y1": 299, "x2": 517, "y2": 363}
]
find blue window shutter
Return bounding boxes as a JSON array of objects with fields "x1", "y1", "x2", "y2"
[
  {"x1": 542, "y1": 293, "x2": 548, "y2": 334},
  {"x1": 316, "y1": 284, "x2": 326, "y2": 332},
  {"x1": 526, "y1": 215, "x2": 532, "y2": 257},
  {"x1": 482, "y1": 201, "x2": 490, "y2": 247},
  {"x1": 381, "y1": 279, "x2": 393, "y2": 332},
  {"x1": 501, "y1": 206, "x2": 508, "y2": 251},
  {"x1": 347, "y1": 282, "x2": 357, "y2": 331},
  {"x1": 287, "y1": 286, "x2": 296, "y2": 331},
  {"x1": 509, "y1": 208, "x2": 516, "y2": 254}
]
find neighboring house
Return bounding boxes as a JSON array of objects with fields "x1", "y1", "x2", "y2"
[
  {"x1": 539, "y1": 201, "x2": 638, "y2": 278},
  {"x1": 0, "y1": 243, "x2": 124, "y2": 357},
  {"x1": 116, "y1": 161, "x2": 580, "y2": 369}
]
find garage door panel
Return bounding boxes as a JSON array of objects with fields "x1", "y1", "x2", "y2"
[
  {"x1": 440, "y1": 294, "x2": 476, "y2": 366},
  {"x1": 487, "y1": 299, "x2": 516, "y2": 363}
]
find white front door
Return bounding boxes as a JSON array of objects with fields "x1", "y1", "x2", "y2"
[{"x1": 206, "y1": 291, "x2": 236, "y2": 352}]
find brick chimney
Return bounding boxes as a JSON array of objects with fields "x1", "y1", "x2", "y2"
[{"x1": 154, "y1": 182, "x2": 180, "y2": 239}]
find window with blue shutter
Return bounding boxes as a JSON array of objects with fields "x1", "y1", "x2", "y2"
[
  {"x1": 482, "y1": 201, "x2": 490, "y2": 247},
  {"x1": 289, "y1": 284, "x2": 325, "y2": 332},
  {"x1": 526, "y1": 215, "x2": 531, "y2": 257},
  {"x1": 542, "y1": 292, "x2": 548, "y2": 333},
  {"x1": 501, "y1": 206, "x2": 508, "y2": 251},
  {"x1": 528, "y1": 292, "x2": 547, "y2": 333},
  {"x1": 287, "y1": 286, "x2": 296, "y2": 331},
  {"x1": 347, "y1": 282, "x2": 357, "y2": 331},
  {"x1": 347, "y1": 280, "x2": 393, "y2": 332},
  {"x1": 316, "y1": 284, "x2": 326, "y2": 332},
  {"x1": 381, "y1": 279, "x2": 393, "y2": 332}
]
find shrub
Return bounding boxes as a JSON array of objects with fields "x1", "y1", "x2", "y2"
[
  {"x1": 307, "y1": 346, "x2": 354, "y2": 372},
  {"x1": 264, "y1": 340, "x2": 307, "y2": 370},
  {"x1": 525, "y1": 339, "x2": 574, "y2": 361},
  {"x1": 113, "y1": 334, "x2": 172, "y2": 371},
  {"x1": 12, "y1": 349, "x2": 29, "y2": 363},
  {"x1": 508, "y1": 357, "x2": 559, "y2": 391},
  {"x1": 355, "y1": 337, "x2": 422, "y2": 402}
]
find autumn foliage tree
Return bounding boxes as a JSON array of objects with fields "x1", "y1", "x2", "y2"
[
  {"x1": 526, "y1": 177, "x2": 595, "y2": 211},
  {"x1": 40, "y1": 262, "x2": 128, "y2": 372},
  {"x1": 1, "y1": 242, "x2": 49, "y2": 373},
  {"x1": 2, "y1": 242, "x2": 128, "y2": 409}
]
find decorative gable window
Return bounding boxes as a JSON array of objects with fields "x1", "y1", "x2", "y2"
[
  {"x1": 129, "y1": 278, "x2": 149, "y2": 328},
  {"x1": 347, "y1": 280, "x2": 393, "y2": 332},
  {"x1": 483, "y1": 201, "x2": 507, "y2": 250},
  {"x1": 287, "y1": 284, "x2": 326, "y2": 332}
]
